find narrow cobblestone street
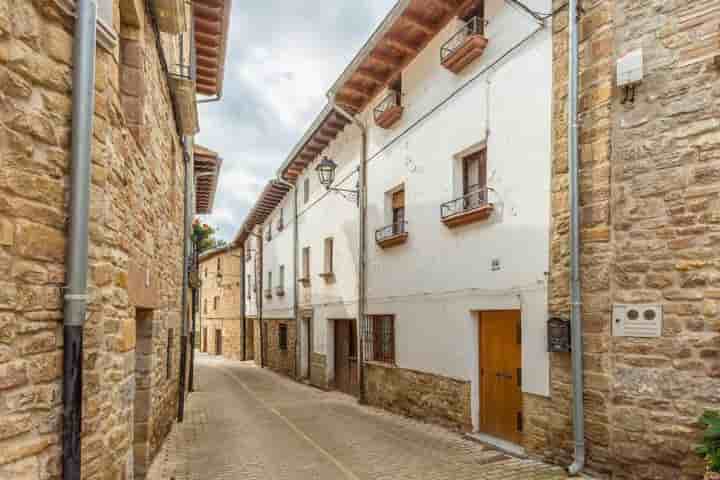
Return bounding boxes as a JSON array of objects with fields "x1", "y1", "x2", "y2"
[{"x1": 147, "y1": 354, "x2": 568, "y2": 480}]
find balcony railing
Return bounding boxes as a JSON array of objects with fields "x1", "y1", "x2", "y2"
[
  {"x1": 441, "y1": 187, "x2": 495, "y2": 228},
  {"x1": 373, "y1": 90, "x2": 403, "y2": 129},
  {"x1": 275, "y1": 285, "x2": 285, "y2": 297},
  {"x1": 264, "y1": 288, "x2": 272, "y2": 299},
  {"x1": 440, "y1": 17, "x2": 488, "y2": 74},
  {"x1": 375, "y1": 221, "x2": 408, "y2": 248}
]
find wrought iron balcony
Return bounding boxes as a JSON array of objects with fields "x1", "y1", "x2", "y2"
[
  {"x1": 440, "y1": 17, "x2": 488, "y2": 74},
  {"x1": 275, "y1": 285, "x2": 285, "y2": 297},
  {"x1": 373, "y1": 90, "x2": 403, "y2": 129},
  {"x1": 277, "y1": 220, "x2": 284, "y2": 232},
  {"x1": 441, "y1": 187, "x2": 495, "y2": 228},
  {"x1": 264, "y1": 288, "x2": 272, "y2": 299},
  {"x1": 375, "y1": 221, "x2": 408, "y2": 248}
]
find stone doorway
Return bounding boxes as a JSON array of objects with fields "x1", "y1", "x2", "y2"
[{"x1": 134, "y1": 308, "x2": 154, "y2": 479}]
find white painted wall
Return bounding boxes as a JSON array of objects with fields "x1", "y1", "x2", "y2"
[
  {"x1": 262, "y1": 192, "x2": 295, "y2": 319},
  {"x1": 252, "y1": 0, "x2": 553, "y2": 414},
  {"x1": 362, "y1": 1, "x2": 553, "y2": 431}
]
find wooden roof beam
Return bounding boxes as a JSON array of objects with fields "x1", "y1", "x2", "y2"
[
  {"x1": 369, "y1": 50, "x2": 404, "y2": 68},
  {"x1": 403, "y1": 12, "x2": 435, "y2": 35},
  {"x1": 385, "y1": 36, "x2": 419, "y2": 56},
  {"x1": 355, "y1": 69, "x2": 386, "y2": 85},
  {"x1": 426, "y1": 0, "x2": 455, "y2": 11},
  {"x1": 343, "y1": 83, "x2": 371, "y2": 99}
]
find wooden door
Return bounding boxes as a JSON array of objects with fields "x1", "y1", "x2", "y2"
[
  {"x1": 479, "y1": 310, "x2": 523, "y2": 444},
  {"x1": 202, "y1": 327, "x2": 208, "y2": 352},
  {"x1": 334, "y1": 320, "x2": 358, "y2": 395},
  {"x1": 305, "y1": 317, "x2": 313, "y2": 380},
  {"x1": 215, "y1": 329, "x2": 222, "y2": 356}
]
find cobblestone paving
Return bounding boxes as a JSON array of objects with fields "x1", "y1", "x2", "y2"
[{"x1": 147, "y1": 354, "x2": 569, "y2": 480}]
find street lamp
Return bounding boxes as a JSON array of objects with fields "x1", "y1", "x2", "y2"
[{"x1": 315, "y1": 156, "x2": 359, "y2": 204}]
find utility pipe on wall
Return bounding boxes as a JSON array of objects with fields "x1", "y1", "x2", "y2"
[
  {"x1": 275, "y1": 177, "x2": 299, "y2": 378},
  {"x1": 239, "y1": 244, "x2": 246, "y2": 361},
  {"x1": 64, "y1": 1, "x2": 97, "y2": 477},
  {"x1": 328, "y1": 100, "x2": 368, "y2": 404},
  {"x1": 178, "y1": 148, "x2": 192, "y2": 422},
  {"x1": 567, "y1": 0, "x2": 585, "y2": 474}
]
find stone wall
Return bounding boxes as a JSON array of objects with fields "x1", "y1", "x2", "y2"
[
  {"x1": 263, "y1": 318, "x2": 296, "y2": 378},
  {"x1": 0, "y1": 1, "x2": 187, "y2": 478},
  {"x1": 364, "y1": 362, "x2": 472, "y2": 432},
  {"x1": 199, "y1": 248, "x2": 244, "y2": 359},
  {"x1": 545, "y1": 0, "x2": 717, "y2": 478}
]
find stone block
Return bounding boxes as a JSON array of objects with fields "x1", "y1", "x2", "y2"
[
  {"x1": 116, "y1": 318, "x2": 136, "y2": 353},
  {"x1": 0, "y1": 361, "x2": 28, "y2": 391},
  {"x1": 0, "y1": 218, "x2": 12, "y2": 247},
  {"x1": 43, "y1": 24, "x2": 72, "y2": 66},
  {"x1": 0, "y1": 435, "x2": 53, "y2": 466},
  {"x1": 15, "y1": 223, "x2": 65, "y2": 262}
]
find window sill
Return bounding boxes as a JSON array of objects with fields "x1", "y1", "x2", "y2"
[
  {"x1": 441, "y1": 203, "x2": 494, "y2": 229},
  {"x1": 318, "y1": 272, "x2": 335, "y2": 283},
  {"x1": 365, "y1": 360, "x2": 397, "y2": 369},
  {"x1": 376, "y1": 232, "x2": 408, "y2": 249},
  {"x1": 56, "y1": 0, "x2": 118, "y2": 53}
]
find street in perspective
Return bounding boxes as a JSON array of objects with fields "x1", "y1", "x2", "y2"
[{"x1": 0, "y1": 0, "x2": 718, "y2": 479}]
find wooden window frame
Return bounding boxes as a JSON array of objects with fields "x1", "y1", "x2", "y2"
[
  {"x1": 300, "y1": 247, "x2": 311, "y2": 284},
  {"x1": 279, "y1": 323, "x2": 289, "y2": 351},
  {"x1": 320, "y1": 238, "x2": 334, "y2": 280}
]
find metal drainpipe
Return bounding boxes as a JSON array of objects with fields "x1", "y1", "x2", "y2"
[
  {"x1": 239, "y1": 244, "x2": 246, "y2": 361},
  {"x1": 251, "y1": 229, "x2": 265, "y2": 368},
  {"x1": 328, "y1": 100, "x2": 368, "y2": 404},
  {"x1": 275, "y1": 177, "x2": 299, "y2": 378},
  {"x1": 178, "y1": 148, "x2": 191, "y2": 422},
  {"x1": 64, "y1": 1, "x2": 96, "y2": 477},
  {"x1": 567, "y1": 0, "x2": 585, "y2": 475},
  {"x1": 188, "y1": 239, "x2": 198, "y2": 392}
]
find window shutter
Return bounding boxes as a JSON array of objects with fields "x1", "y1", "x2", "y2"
[{"x1": 392, "y1": 190, "x2": 405, "y2": 209}]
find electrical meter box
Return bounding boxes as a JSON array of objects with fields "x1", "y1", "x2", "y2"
[
  {"x1": 548, "y1": 317, "x2": 571, "y2": 352},
  {"x1": 612, "y1": 304, "x2": 663, "y2": 338},
  {"x1": 617, "y1": 49, "x2": 643, "y2": 87}
]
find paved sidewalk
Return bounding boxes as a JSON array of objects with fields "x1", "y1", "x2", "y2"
[{"x1": 147, "y1": 354, "x2": 568, "y2": 480}]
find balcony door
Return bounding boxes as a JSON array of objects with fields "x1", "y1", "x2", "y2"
[{"x1": 462, "y1": 149, "x2": 487, "y2": 209}]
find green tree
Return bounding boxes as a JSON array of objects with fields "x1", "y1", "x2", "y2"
[{"x1": 191, "y1": 219, "x2": 225, "y2": 253}]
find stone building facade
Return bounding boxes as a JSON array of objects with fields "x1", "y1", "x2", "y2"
[
  {"x1": 198, "y1": 245, "x2": 250, "y2": 360},
  {"x1": 0, "y1": 0, "x2": 229, "y2": 478},
  {"x1": 542, "y1": 0, "x2": 718, "y2": 478}
]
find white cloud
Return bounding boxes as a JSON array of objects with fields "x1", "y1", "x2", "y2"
[{"x1": 197, "y1": 0, "x2": 398, "y2": 241}]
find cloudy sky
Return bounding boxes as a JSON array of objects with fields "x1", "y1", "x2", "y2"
[{"x1": 197, "y1": 0, "x2": 397, "y2": 242}]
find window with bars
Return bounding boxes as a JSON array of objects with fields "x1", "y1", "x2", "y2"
[
  {"x1": 279, "y1": 324, "x2": 288, "y2": 351},
  {"x1": 366, "y1": 315, "x2": 395, "y2": 364}
]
